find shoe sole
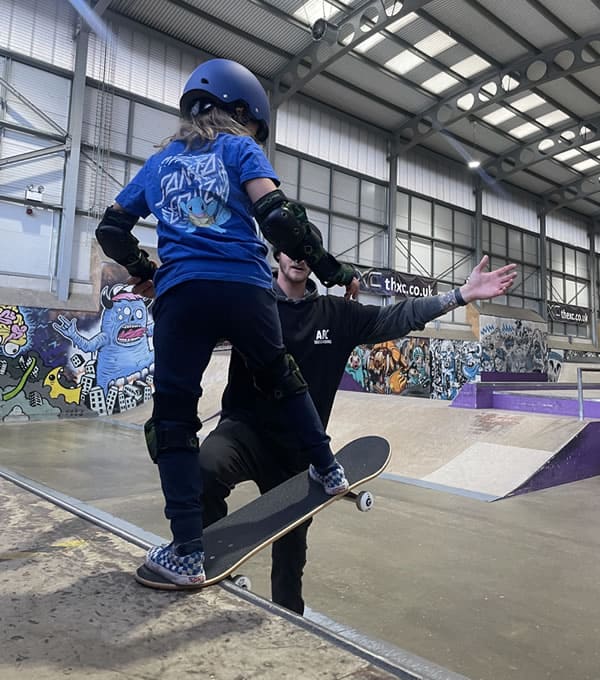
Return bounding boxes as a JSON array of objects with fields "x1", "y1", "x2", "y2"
[{"x1": 144, "y1": 559, "x2": 206, "y2": 588}]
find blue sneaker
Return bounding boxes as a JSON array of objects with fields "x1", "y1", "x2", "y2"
[
  {"x1": 145, "y1": 543, "x2": 206, "y2": 586},
  {"x1": 309, "y1": 461, "x2": 349, "y2": 496}
]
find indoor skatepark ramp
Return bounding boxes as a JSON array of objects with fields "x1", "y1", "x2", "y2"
[{"x1": 327, "y1": 391, "x2": 600, "y2": 501}]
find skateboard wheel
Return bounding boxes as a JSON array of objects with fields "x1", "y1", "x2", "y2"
[
  {"x1": 355, "y1": 490, "x2": 373, "y2": 512},
  {"x1": 232, "y1": 574, "x2": 252, "y2": 590}
]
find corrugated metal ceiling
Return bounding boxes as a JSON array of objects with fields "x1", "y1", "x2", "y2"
[{"x1": 105, "y1": 0, "x2": 600, "y2": 218}]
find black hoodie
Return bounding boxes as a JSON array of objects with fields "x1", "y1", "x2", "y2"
[{"x1": 220, "y1": 275, "x2": 452, "y2": 449}]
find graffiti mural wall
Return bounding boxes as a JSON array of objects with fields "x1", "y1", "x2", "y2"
[
  {"x1": 344, "y1": 338, "x2": 431, "y2": 397},
  {"x1": 479, "y1": 316, "x2": 547, "y2": 374},
  {"x1": 0, "y1": 266, "x2": 154, "y2": 421},
  {"x1": 547, "y1": 348, "x2": 600, "y2": 382},
  {"x1": 430, "y1": 339, "x2": 481, "y2": 400}
]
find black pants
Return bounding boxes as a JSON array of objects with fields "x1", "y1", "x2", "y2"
[
  {"x1": 199, "y1": 418, "x2": 311, "y2": 615},
  {"x1": 151, "y1": 280, "x2": 331, "y2": 548}
]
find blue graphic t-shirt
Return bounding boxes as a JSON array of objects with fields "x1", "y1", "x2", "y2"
[{"x1": 115, "y1": 134, "x2": 279, "y2": 297}]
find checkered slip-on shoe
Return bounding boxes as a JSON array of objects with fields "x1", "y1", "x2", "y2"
[
  {"x1": 309, "y1": 461, "x2": 349, "y2": 496},
  {"x1": 145, "y1": 543, "x2": 206, "y2": 586}
]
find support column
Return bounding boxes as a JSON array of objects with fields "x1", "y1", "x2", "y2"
[
  {"x1": 387, "y1": 140, "x2": 398, "y2": 271},
  {"x1": 55, "y1": 21, "x2": 89, "y2": 301},
  {"x1": 589, "y1": 222, "x2": 598, "y2": 347},
  {"x1": 473, "y1": 176, "x2": 483, "y2": 264},
  {"x1": 539, "y1": 208, "x2": 548, "y2": 321},
  {"x1": 266, "y1": 96, "x2": 278, "y2": 163}
]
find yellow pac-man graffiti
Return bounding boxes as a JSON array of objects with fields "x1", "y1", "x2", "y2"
[{"x1": 43, "y1": 366, "x2": 82, "y2": 404}]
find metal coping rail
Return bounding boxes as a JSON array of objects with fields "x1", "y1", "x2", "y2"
[
  {"x1": 0, "y1": 465, "x2": 472, "y2": 680},
  {"x1": 577, "y1": 367, "x2": 600, "y2": 420}
]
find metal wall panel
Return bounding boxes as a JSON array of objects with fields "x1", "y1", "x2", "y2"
[
  {"x1": 82, "y1": 86, "x2": 131, "y2": 155},
  {"x1": 396, "y1": 150, "x2": 474, "y2": 211},
  {"x1": 482, "y1": 185, "x2": 539, "y2": 232},
  {"x1": 76, "y1": 156, "x2": 126, "y2": 215},
  {"x1": 276, "y1": 99, "x2": 388, "y2": 181},
  {"x1": 0, "y1": 199, "x2": 57, "y2": 278},
  {"x1": 547, "y1": 212, "x2": 590, "y2": 249},
  {"x1": 0, "y1": 0, "x2": 75, "y2": 70},
  {"x1": 1, "y1": 131, "x2": 64, "y2": 204},
  {"x1": 130, "y1": 102, "x2": 179, "y2": 158},
  {"x1": 0, "y1": 61, "x2": 68, "y2": 204},
  {"x1": 72, "y1": 214, "x2": 96, "y2": 282},
  {"x1": 7, "y1": 61, "x2": 70, "y2": 133},
  {"x1": 87, "y1": 22, "x2": 199, "y2": 108}
]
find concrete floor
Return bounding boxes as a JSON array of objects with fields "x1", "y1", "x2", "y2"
[
  {"x1": 1, "y1": 478, "x2": 402, "y2": 680},
  {"x1": 1, "y1": 412, "x2": 600, "y2": 680}
]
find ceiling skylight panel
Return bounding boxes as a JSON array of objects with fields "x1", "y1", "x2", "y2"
[
  {"x1": 554, "y1": 149, "x2": 582, "y2": 162},
  {"x1": 293, "y1": 0, "x2": 346, "y2": 24},
  {"x1": 354, "y1": 34, "x2": 385, "y2": 53},
  {"x1": 536, "y1": 110, "x2": 571, "y2": 127},
  {"x1": 509, "y1": 93, "x2": 546, "y2": 113},
  {"x1": 482, "y1": 108, "x2": 515, "y2": 125},
  {"x1": 572, "y1": 158, "x2": 599, "y2": 172},
  {"x1": 388, "y1": 12, "x2": 419, "y2": 31},
  {"x1": 582, "y1": 140, "x2": 600, "y2": 152},
  {"x1": 354, "y1": 12, "x2": 420, "y2": 54},
  {"x1": 415, "y1": 30, "x2": 457, "y2": 57},
  {"x1": 450, "y1": 55, "x2": 490, "y2": 78},
  {"x1": 385, "y1": 50, "x2": 425, "y2": 75},
  {"x1": 509, "y1": 122, "x2": 540, "y2": 138},
  {"x1": 420, "y1": 72, "x2": 459, "y2": 94}
]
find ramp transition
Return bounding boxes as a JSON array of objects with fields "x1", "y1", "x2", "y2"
[{"x1": 328, "y1": 391, "x2": 599, "y2": 500}]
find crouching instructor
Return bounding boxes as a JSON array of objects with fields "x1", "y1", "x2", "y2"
[{"x1": 195, "y1": 235, "x2": 517, "y2": 614}]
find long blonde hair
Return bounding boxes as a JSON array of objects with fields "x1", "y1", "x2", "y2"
[{"x1": 158, "y1": 106, "x2": 253, "y2": 150}]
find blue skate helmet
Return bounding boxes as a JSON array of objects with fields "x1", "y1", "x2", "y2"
[{"x1": 180, "y1": 58, "x2": 270, "y2": 142}]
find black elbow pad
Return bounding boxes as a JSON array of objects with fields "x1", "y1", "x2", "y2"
[
  {"x1": 253, "y1": 191, "x2": 357, "y2": 287},
  {"x1": 96, "y1": 207, "x2": 156, "y2": 281},
  {"x1": 253, "y1": 190, "x2": 327, "y2": 265}
]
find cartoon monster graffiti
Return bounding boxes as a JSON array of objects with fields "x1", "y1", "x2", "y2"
[
  {"x1": 346, "y1": 347, "x2": 367, "y2": 387},
  {"x1": 461, "y1": 342, "x2": 481, "y2": 381},
  {"x1": 366, "y1": 341, "x2": 406, "y2": 394},
  {"x1": 52, "y1": 285, "x2": 154, "y2": 393},
  {"x1": 0, "y1": 353, "x2": 61, "y2": 421},
  {"x1": 43, "y1": 366, "x2": 83, "y2": 404},
  {"x1": 0, "y1": 306, "x2": 30, "y2": 357}
]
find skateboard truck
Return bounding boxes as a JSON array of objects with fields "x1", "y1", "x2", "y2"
[
  {"x1": 230, "y1": 574, "x2": 252, "y2": 590},
  {"x1": 342, "y1": 489, "x2": 374, "y2": 512}
]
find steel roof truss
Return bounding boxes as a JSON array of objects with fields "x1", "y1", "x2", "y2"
[
  {"x1": 272, "y1": 0, "x2": 434, "y2": 107},
  {"x1": 394, "y1": 32, "x2": 600, "y2": 150},
  {"x1": 543, "y1": 172, "x2": 600, "y2": 214},
  {"x1": 485, "y1": 114, "x2": 600, "y2": 182}
]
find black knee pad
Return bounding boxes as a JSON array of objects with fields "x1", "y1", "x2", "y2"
[
  {"x1": 252, "y1": 352, "x2": 308, "y2": 400},
  {"x1": 144, "y1": 418, "x2": 201, "y2": 463}
]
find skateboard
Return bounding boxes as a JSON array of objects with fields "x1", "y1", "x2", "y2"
[{"x1": 135, "y1": 435, "x2": 390, "y2": 590}]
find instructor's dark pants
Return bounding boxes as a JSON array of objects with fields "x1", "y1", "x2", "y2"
[
  {"x1": 199, "y1": 418, "x2": 311, "y2": 615},
  {"x1": 151, "y1": 280, "x2": 330, "y2": 550}
]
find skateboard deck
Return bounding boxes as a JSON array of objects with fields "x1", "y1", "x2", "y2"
[{"x1": 135, "y1": 435, "x2": 390, "y2": 590}]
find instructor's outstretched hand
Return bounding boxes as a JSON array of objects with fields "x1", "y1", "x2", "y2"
[{"x1": 459, "y1": 255, "x2": 517, "y2": 304}]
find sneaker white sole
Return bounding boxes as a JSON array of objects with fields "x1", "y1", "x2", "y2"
[{"x1": 145, "y1": 558, "x2": 206, "y2": 586}]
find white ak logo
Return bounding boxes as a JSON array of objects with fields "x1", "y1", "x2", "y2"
[{"x1": 314, "y1": 329, "x2": 332, "y2": 345}]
